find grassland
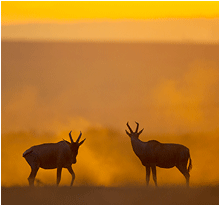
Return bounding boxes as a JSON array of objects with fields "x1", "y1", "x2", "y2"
[{"x1": 1, "y1": 185, "x2": 218, "y2": 205}]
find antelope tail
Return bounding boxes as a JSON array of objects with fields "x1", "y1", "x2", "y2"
[
  {"x1": 23, "y1": 148, "x2": 33, "y2": 157},
  {"x1": 188, "y1": 157, "x2": 192, "y2": 172}
]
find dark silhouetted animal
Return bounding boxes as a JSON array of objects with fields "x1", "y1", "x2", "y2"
[
  {"x1": 126, "y1": 122, "x2": 192, "y2": 186},
  {"x1": 23, "y1": 131, "x2": 85, "y2": 186}
]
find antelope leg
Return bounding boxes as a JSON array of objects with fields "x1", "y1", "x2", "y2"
[
  {"x1": 151, "y1": 165, "x2": 158, "y2": 187},
  {"x1": 145, "y1": 166, "x2": 150, "y2": 186},
  {"x1": 57, "y1": 167, "x2": 62, "y2": 186},
  {"x1": 28, "y1": 167, "x2": 39, "y2": 186},
  {"x1": 67, "y1": 166, "x2": 75, "y2": 186}
]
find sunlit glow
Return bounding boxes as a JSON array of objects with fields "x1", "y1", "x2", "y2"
[
  {"x1": 2, "y1": 129, "x2": 218, "y2": 187},
  {"x1": 1, "y1": 1, "x2": 218, "y2": 187},
  {"x1": 1, "y1": 1, "x2": 218, "y2": 25},
  {"x1": 1, "y1": 61, "x2": 219, "y2": 186}
]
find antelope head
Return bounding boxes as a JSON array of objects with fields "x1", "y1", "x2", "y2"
[
  {"x1": 125, "y1": 122, "x2": 144, "y2": 139},
  {"x1": 68, "y1": 131, "x2": 86, "y2": 163}
]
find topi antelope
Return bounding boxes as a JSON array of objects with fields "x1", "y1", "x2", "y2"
[
  {"x1": 126, "y1": 122, "x2": 192, "y2": 186},
  {"x1": 23, "y1": 131, "x2": 85, "y2": 186}
]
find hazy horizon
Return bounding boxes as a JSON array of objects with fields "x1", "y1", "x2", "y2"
[
  {"x1": 2, "y1": 19, "x2": 219, "y2": 44},
  {"x1": 1, "y1": 40, "x2": 218, "y2": 187}
]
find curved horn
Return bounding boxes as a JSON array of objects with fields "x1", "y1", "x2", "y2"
[
  {"x1": 135, "y1": 121, "x2": 139, "y2": 133},
  {"x1": 126, "y1": 122, "x2": 133, "y2": 133},
  {"x1": 76, "y1": 131, "x2": 82, "y2": 143},
  {"x1": 69, "y1": 131, "x2": 74, "y2": 144}
]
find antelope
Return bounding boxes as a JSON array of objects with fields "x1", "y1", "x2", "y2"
[
  {"x1": 125, "y1": 122, "x2": 192, "y2": 186},
  {"x1": 23, "y1": 131, "x2": 85, "y2": 186}
]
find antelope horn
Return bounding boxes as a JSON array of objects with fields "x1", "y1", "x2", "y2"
[
  {"x1": 69, "y1": 131, "x2": 74, "y2": 144},
  {"x1": 76, "y1": 131, "x2": 82, "y2": 143},
  {"x1": 135, "y1": 121, "x2": 139, "y2": 133},
  {"x1": 126, "y1": 122, "x2": 133, "y2": 133}
]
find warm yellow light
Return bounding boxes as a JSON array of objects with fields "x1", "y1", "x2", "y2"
[{"x1": 1, "y1": 1, "x2": 219, "y2": 25}]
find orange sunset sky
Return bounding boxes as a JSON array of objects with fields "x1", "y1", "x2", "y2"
[
  {"x1": 1, "y1": 1, "x2": 219, "y2": 187},
  {"x1": 2, "y1": 1, "x2": 218, "y2": 23},
  {"x1": 1, "y1": 1, "x2": 219, "y2": 43}
]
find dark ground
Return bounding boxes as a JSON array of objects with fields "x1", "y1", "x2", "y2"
[{"x1": 1, "y1": 185, "x2": 219, "y2": 205}]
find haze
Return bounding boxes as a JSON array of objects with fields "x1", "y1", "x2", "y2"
[
  {"x1": 1, "y1": 1, "x2": 219, "y2": 187},
  {"x1": 2, "y1": 19, "x2": 218, "y2": 44},
  {"x1": 2, "y1": 41, "x2": 218, "y2": 186}
]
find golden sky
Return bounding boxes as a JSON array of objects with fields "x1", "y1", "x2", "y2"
[
  {"x1": 1, "y1": 1, "x2": 219, "y2": 43},
  {"x1": 2, "y1": 1, "x2": 219, "y2": 25}
]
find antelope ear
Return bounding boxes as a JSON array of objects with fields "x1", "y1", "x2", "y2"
[
  {"x1": 138, "y1": 128, "x2": 144, "y2": 135},
  {"x1": 78, "y1": 138, "x2": 86, "y2": 146},
  {"x1": 125, "y1": 130, "x2": 131, "y2": 136}
]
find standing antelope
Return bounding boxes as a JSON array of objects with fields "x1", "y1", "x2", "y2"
[
  {"x1": 125, "y1": 122, "x2": 192, "y2": 186},
  {"x1": 23, "y1": 131, "x2": 85, "y2": 186}
]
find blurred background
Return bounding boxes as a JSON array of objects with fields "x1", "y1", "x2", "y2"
[{"x1": 1, "y1": 1, "x2": 219, "y2": 187}]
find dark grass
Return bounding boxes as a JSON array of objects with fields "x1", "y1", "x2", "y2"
[{"x1": 1, "y1": 185, "x2": 219, "y2": 205}]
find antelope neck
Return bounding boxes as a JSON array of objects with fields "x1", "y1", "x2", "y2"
[{"x1": 130, "y1": 137, "x2": 146, "y2": 157}]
